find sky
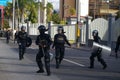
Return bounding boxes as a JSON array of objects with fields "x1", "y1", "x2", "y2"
[
  {"x1": 0, "y1": 0, "x2": 12, "y2": 6},
  {"x1": 47, "y1": 0, "x2": 59, "y2": 10}
]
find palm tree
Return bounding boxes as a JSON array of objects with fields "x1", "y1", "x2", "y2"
[
  {"x1": 28, "y1": 2, "x2": 38, "y2": 23},
  {"x1": 17, "y1": 0, "x2": 35, "y2": 23},
  {"x1": 4, "y1": 0, "x2": 54, "y2": 24},
  {"x1": 46, "y1": 2, "x2": 53, "y2": 22},
  {"x1": 4, "y1": 2, "x2": 13, "y2": 29},
  {"x1": 4, "y1": 2, "x2": 13, "y2": 20}
]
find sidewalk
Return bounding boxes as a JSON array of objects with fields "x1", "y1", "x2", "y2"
[{"x1": 0, "y1": 40, "x2": 60, "y2": 80}]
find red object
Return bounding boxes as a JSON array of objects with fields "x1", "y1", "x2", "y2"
[{"x1": 0, "y1": 6, "x2": 4, "y2": 29}]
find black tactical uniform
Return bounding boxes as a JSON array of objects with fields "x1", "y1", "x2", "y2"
[
  {"x1": 17, "y1": 26, "x2": 28, "y2": 60},
  {"x1": 52, "y1": 26, "x2": 71, "y2": 69},
  {"x1": 14, "y1": 31, "x2": 19, "y2": 43},
  {"x1": 89, "y1": 30, "x2": 107, "y2": 69},
  {"x1": 35, "y1": 25, "x2": 52, "y2": 76},
  {"x1": 6, "y1": 30, "x2": 11, "y2": 44},
  {"x1": 115, "y1": 35, "x2": 120, "y2": 58}
]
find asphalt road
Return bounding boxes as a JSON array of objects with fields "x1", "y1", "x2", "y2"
[{"x1": 1, "y1": 39, "x2": 120, "y2": 80}]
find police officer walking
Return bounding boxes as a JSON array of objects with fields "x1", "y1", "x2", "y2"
[
  {"x1": 6, "y1": 30, "x2": 11, "y2": 44},
  {"x1": 89, "y1": 30, "x2": 107, "y2": 69},
  {"x1": 17, "y1": 26, "x2": 28, "y2": 60},
  {"x1": 35, "y1": 25, "x2": 52, "y2": 76},
  {"x1": 52, "y1": 26, "x2": 71, "y2": 69},
  {"x1": 115, "y1": 35, "x2": 120, "y2": 58}
]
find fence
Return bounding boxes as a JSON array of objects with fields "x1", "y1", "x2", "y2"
[
  {"x1": 17, "y1": 16, "x2": 120, "y2": 48},
  {"x1": 50, "y1": 24, "x2": 76, "y2": 43}
]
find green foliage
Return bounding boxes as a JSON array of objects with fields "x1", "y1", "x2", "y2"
[
  {"x1": 47, "y1": 3, "x2": 53, "y2": 15},
  {"x1": 27, "y1": 2, "x2": 38, "y2": 23},
  {"x1": 28, "y1": 9, "x2": 38, "y2": 23},
  {"x1": 4, "y1": 1, "x2": 60, "y2": 24},
  {"x1": 4, "y1": 2, "x2": 13, "y2": 19},
  {"x1": 69, "y1": 8, "x2": 76, "y2": 16},
  {"x1": 47, "y1": 14, "x2": 52, "y2": 22},
  {"x1": 52, "y1": 13, "x2": 60, "y2": 24},
  {"x1": 3, "y1": 20, "x2": 10, "y2": 29}
]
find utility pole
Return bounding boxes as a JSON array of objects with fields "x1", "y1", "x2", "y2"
[
  {"x1": 17, "y1": 0, "x2": 20, "y2": 31},
  {"x1": 12, "y1": 0, "x2": 15, "y2": 39},
  {"x1": 38, "y1": 0, "x2": 41, "y2": 25},
  {"x1": 42, "y1": 0, "x2": 47, "y2": 25},
  {"x1": 76, "y1": 0, "x2": 81, "y2": 48}
]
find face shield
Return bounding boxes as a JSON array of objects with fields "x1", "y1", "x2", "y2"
[
  {"x1": 57, "y1": 26, "x2": 64, "y2": 34},
  {"x1": 58, "y1": 29, "x2": 63, "y2": 33}
]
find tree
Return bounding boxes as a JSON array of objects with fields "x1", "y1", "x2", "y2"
[
  {"x1": 69, "y1": 8, "x2": 76, "y2": 16},
  {"x1": 52, "y1": 11, "x2": 60, "y2": 24},
  {"x1": 27, "y1": 2, "x2": 38, "y2": 23},
  {"x1": 4, "y1": 1, "x2": 55, "y2": 24},
  {"x1": 4, "y1": 2, "x2": 13, "y2": 20},
  {"x1": 17, "y1": 0, "x2": 38, "y2": 23},
  {"x1": 46, "y1": 2, "x2": 53, "y2": 22},
  {"x1": 47, "y1": 2, "x2": 53, "y2": 15},
  {"x1": 39, "y1": 2, "x2": 53, "y2": 22},
  {"x1": 3, "y1": 19, "x2": 10, "y2": 29}
]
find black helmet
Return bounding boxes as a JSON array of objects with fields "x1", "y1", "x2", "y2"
[
  {"x1": 57, "y1": 26, "x2": 64, "y2": 33},
  {"x1": 21, "y1": 26, "x2": 26, "y2": 31},
  {"x1": 92, "y1": 30, "x2": 98, "y2": 37},
  {"x1": 38, "y1": 25, "x2": 46, "y2": 31}
]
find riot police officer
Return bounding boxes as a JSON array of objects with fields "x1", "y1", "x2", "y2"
[
  {"x1": 17, "y1": 26, "x2": 28, "y2": 60},
  {"x1": 52, "y1": 26, "x2": 71, "y2": 69},
  {"x1": 89, "y1": 30, "x2": 107, "y2": 69},
  {"x1": 35, "y1": 25, "x2": 52, "y2": 76},
  {"x1": 115, "y1": 35, "x2": 120, "y2": 58},
  {"x1": 6, "y1": 30, "x2": 11, "y2": 44}
]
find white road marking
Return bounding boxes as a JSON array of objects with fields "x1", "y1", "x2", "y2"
[{"x1": 63, "y1": 59, "x2": 85, "y2": 67}]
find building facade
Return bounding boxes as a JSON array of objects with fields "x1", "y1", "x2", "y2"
[
  {"x1": 60, "y1": 0, "x2": 120, "y2": 20},
  {"x1": 89, "y1": 0, "x2": 120, "y2": 19},
  {"x1": 59, "y1": 0, "x2": 76, "y2": 20}
]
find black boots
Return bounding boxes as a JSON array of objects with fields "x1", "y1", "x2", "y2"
[
  {"x1": 102, "y1": 64, "x2": 107, "y2": 69},
  {"x1": 36, "y1": 69, "x2": 44, "y2": 73}
]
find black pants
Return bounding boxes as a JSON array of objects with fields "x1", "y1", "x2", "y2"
[
  {"x1": 115, "y1": 43, "x2": 120, "y2": 58},
  {"x1": 90, "y1": 48, "x2": 106, "y2": 68},
  {"x1": 19, "y1": 44, "x2": 26, "y2": 60},
  {"x1": 115, "y1": 43, "x2": 120, "y2": 53},
  {"x1": 6, "y1": 37, "x2": 10, "y2": 43},
  {"x1": 55, "y1": 47, "x2": 65, "y2": 66},
  {"x1": 36, "y1": 49, "x2": 50, "y2": 75}
]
